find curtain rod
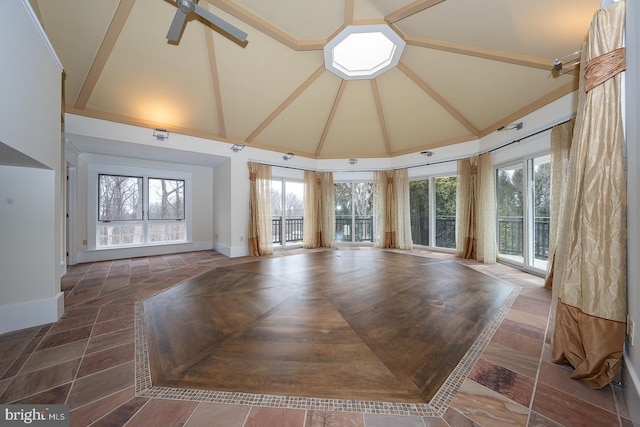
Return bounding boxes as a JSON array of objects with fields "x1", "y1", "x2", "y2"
[
  {"x1": 404, "y1": 117, "x2": 574, "y2": 170},
  {"x1": 480, "y1": 117, "x2": 574, "y2": 156},
  {"x1": 249, "y1": 117, "x2": 574, "y2": 173}
]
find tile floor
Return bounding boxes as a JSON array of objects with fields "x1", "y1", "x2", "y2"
[{"x1": 0, "y1": 248, "x2": 633, "y2": 427}]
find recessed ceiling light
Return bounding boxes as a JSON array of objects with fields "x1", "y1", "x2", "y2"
[{"x1": 324, "y1": 25, "x2": 406, "y2": 80}]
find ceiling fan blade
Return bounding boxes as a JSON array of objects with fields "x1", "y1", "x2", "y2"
[
  {"x1": 167, "y1": 8, "x2": 188, "y2": 42},
  {"x1": 194, "y1": 4, "x2": 248, "y2": 43}
]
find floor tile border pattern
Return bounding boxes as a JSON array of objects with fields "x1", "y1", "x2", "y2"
[{"x1": 133, "y1": 259, "x2": 521, "y2": 417}]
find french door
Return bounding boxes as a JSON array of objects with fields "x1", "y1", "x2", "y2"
[{"x1": 496, "y1": 154, "x2": 550, "y2": 271}]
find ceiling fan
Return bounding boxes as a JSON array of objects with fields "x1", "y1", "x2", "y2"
[{"x1": 166, "y1": 0, "x2": 248, "y2": 44}]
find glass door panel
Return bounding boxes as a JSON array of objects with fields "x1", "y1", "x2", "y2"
[
  {"x1": 334, "y1": 183, "x2": 352, "y2": 242},
  {"x1": 284, "y1": 181, "x2": 304, "y2": 244},
  {"x1": 496, "y1": 164, "x2": 524, "y2": 264},
  {"x1": 533, "y1": 155, "x2": 551, "y2": 270},
  {"x1": 410, "y1": 179, "x2": 429, "y2": 246},
  {"x1": 434, "y1": 176, "x2": 456, "y2": 248}
]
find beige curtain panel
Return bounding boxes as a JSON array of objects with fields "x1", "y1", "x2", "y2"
[
  {"x1": 247, "y1": 162, "x2": 273, "y2": 256},
  {"x1": 374, "y1": 169, "x2": 413, "y2": 249},
  {"x1": 545, "y1": 119, "x2": 575, "y2": 289},
  {"x1": 551, "y1": 0, "x2": 626, "y2": 389},
  {"x1": 455, "y1": 153, "x2": 497, "y2": 263},
  {"x1": 303, "y1": 170, "x2": 335, "y2": 248}
]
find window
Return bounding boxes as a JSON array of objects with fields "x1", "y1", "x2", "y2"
[
  {"x1": 409, "y1": 176, "x2": 456, "y2": 249},
  {"x1": 96, "y1": 173, "x2": 187, "y2": 248},
  {"x1": 334, "y1": 181, "x2": 373, "y2": 243},
  {"x1": 148, "y1": 178, "x2": 185, "y2": 243},
  {"x1": 271, "y1": 179, "x2": 304, "y2": 246},
  {"x1": 496, "y1": 154, "x2": 550, "y2": 271}
]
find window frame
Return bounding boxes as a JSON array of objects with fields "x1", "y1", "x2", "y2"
[{"x1": 87, "y1": 162, "x2": 192, "y2": 250}]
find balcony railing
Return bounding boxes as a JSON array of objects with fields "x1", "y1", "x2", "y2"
[
  {"x1": 411, "y1": 215, "x2": 550, "y2": 258},
  {"x1": 409, "y1": 215, "x2": 456, "y2": 249},
  {"x1": 498, "y1": 216, "x2": 549, "y2": 260},
  {"x1": 272, "y1": 216, "x2": 304, "y2": 244},
  {"x1": 335, "y1": 216, "x2": 373, "y2": 242},
  {"x1": 272, "y1": 215, "x2": 550, "y2": 259}
]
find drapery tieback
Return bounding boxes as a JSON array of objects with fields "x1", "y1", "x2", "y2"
[
  {"x1": 249, "y1": 172, "x2": 257, "y2": 181},
  {"x1": 585, "y1": 47, "x2": 625, "y2": 92},
  {"x1": 470, "y1": 165, "x2": 478, "y2": 175}
]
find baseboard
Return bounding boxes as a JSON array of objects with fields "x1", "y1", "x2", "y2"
[
  {"x1": 76, "y1": 241, "x2": 213, "y2": 263},
  {"x1": 230, "y1": 244, "x2": 250, "y2": 258},
  {"x1": 59, "y1": 260, "x2": 67, "y2": 278},
  {"x1": 623, "y1": 350, "x2": 640, "y2": 424},
  {"x1": 213, "y1": 242, "x2": 250, "y2": 258},
  {"x1": 0, "y1": 292, "x2": 64, "y2": 334},
  {"x1": 212, "y1": 242, "x2": 231, "y2": 257}
]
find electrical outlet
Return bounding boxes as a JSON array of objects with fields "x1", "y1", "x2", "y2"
[{"x1": 240, "y1": 236, "x2": 244, "y2": 241}]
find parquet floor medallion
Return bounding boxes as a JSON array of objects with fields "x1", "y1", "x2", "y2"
[{"x1": 138, "y1": 250, "x2": 518, "y2": 415}]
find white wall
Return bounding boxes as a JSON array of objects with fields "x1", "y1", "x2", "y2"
[
  {"x1": 212, "y1": 158, "x2": 232, "y2": 256},
  {"x1": 0, "y1": 0, "x2": 64, "y2": 333}
]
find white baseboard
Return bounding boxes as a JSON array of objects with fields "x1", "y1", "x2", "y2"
[
  {"x1": 0, "y1": 292, "x2": 64, "y2": 334},
  {"x1": 212, "y1": 241, "x2": 231, "y2": 257},
  {"x1": 624, "y1": 350, "x2": 640, "y2": 424},
  {"x1": 76, "y1": 241, "x2": 213, "y2": 263},
  {"x1": 212, "y1": 242, "x2": 249, "y2": 258},
  {"x1": 230, "y1": 244, "x2": 250, "y2": 258}
]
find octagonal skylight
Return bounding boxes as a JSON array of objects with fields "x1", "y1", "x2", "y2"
[{"x1": 324, "y1": 25, "x2": 406, "y2": 80}]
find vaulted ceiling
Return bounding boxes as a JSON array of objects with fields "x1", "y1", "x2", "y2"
[{"x1": 33, "y1": 0, "x2": 599, "y2": 159}]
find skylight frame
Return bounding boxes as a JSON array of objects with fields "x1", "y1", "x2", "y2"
[{"x1": 324, "y1": 24, "x2": 406, "y2": 80}]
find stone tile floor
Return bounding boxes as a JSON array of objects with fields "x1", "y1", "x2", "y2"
[{"x1": 0, "y1": 248, "x2": 633, "y2": 426}]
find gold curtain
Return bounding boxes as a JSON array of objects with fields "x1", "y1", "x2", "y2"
[
  {"x1": 545, "y1": 119, "x2": 575, "y2": 289},
  {"x1": 247, "y1": 162, "x2": 273, "y2": 256},
  {"x1": 303, "y1": 170, "x2": 335, "y2": 248},
  {"x1": 551, "y1": 0, "x2": 626, "y2": 389},
  {"x1": 455, "y1": 153, "x2": 496, "y2": 263},
  {"x1": 374, "y1": 169, "x2": 413, "y2": 249}
]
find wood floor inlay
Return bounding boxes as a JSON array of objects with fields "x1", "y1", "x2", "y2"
[{"x1": 143, "y1": 251, "x2": 514, "y2": 404}]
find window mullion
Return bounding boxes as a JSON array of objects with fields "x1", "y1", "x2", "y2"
[
  {"x1": 281, "y1": 179, "x2": 286, "y2": 246},
  {"x1": 351, "y1": 182, "x2": 355, "y2": 243},
  {"x1": 525, "y1": 159, "x2": 535, "y2": 268}
]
